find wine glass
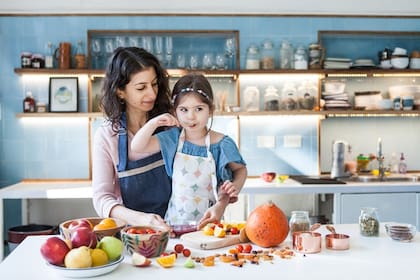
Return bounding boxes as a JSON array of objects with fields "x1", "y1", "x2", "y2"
[
  {"x1": 91, "y1": 38, "x2": 102, "y2": 69},
  {"x1": 224, "y1": 37, "x2": 236, "y2": 69},
  {"x1": 104, "y1": 38, "x2": 115, "y2": 62},
  {"x1": 165, "y1": 36, "x2": 173, "y2": 67},
  {"x1": 154, "y1": 36, "x2": 163, "y2": 62},
  {"x1": 142, "y1": 36, "x2": 153, "y2": 53}
]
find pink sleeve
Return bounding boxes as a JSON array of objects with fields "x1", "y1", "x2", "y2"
[{"x1": 92, "y1": 126, "x2": 123, "y2": 217}]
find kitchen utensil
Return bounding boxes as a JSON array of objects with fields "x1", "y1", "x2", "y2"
[
  {"x1": 391, "y1": 56, "x2": 409, "y2": 69},
  {"x1": 310, "y1": 223, "x2": 321, "y2": 231},
  {"x1": 292, "y1": 231, "x2": 322, "y2": 254},
  {"x1": 180, "y1": 230, "x2": 241, "y2": 250},
  {"x1": 325, "y1": 233, "x2": 350, "y2": 250}
]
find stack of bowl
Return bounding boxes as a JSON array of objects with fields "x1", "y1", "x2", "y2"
[
  {"x1": 410, "y1": 50, "x2": 420, "y2": 69},
  {"x1": 391, "y1": 47, "x2": 409, "y2": 69},
  {"x1": 385, "y1": 223, "x2": 416, "y2": 242}
]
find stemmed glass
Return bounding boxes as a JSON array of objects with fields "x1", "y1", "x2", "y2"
[
  {"x1": 104, "y1": 38, "x2": 115, "y2": 63},
  {"x1": 165, "y1": 36, "x2": 173, "y2": 68},
  {"x1": 154, "y1": 36, "x2": 163, "y2": 62},
  {"x1": 142, "y1": 36, "x2": 153, "y2": 53},
  {"x1": 91, "y1": 38, "x2": 102, "y2": 69},
  {"x1": 224, "y1": 37, "x2": 236, "y2": 69}
]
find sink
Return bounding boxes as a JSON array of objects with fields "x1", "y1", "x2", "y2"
[{"x1": 342, "y1": 176, "x2": 419, "y2": 183}]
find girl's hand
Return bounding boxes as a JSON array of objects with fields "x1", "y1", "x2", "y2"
[
  {"x1": 219, "y1": 180, "x2": 240, "y2": 200},
  {"x1": 197, "y1": 205, "x2": 224, "y2": 230},
  {"x1": 153, "y1": 113, "x2": 179, "y2": 127}
]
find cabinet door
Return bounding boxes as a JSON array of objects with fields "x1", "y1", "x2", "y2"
[{"x1": 334, "y1": 193, "x2": 417, "y2": 225}]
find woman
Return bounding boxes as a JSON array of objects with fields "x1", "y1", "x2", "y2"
[{"x1": 92, "y1": 47, "x2": 172, "y2": 230}]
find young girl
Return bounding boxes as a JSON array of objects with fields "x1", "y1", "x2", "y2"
[{"x1": 131, "y1": 73, "x2": 247, "y2": 229}]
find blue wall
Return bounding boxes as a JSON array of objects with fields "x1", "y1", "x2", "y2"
[{"x1": 1, "y1": 15, "x2": 420, "y2": 238}]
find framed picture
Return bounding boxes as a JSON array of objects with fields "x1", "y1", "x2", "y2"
[{"x1": 49, "y1": 77, "x2": 79, "y2": 112}]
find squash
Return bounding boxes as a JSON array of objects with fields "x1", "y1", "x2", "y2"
[{"x1": 245, "y1": 200, "x2": 289, "y2": 247}]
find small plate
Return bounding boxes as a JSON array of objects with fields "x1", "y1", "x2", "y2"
[{"x1": 46, "y1": 255, "x2": 124, "y2": 278}]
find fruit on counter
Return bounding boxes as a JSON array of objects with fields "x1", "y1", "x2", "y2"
[
  {"x1": 261, "y1": 172, "x2": 276, "y2": 183},
  {"x1": 213, "y1": 225, "x2": 226, "y2": 238},
  {"x1": 97, "y1": 236, "x2": 123, "y2": 261},
  {"x1": 182, "y1": 248, "x2": 191, "y2": 257},
  {"x1": 64, "y1": 246, "x2": 92, "y2": 268},
  {"x1": 40, "y1": 236, "x2": 71, "y2": 266},
  {"x1": 174, "y1": 243, "x2": 184, "y2": 254},
  {"x1": 203, "y1": 224, "x2": 215, "y2": 236},
  {"x1": 245, "y1": 200, "x2": 289, "y2": 247},
  {"x1": 70, "y1": 226, "x2": 97, "y2": 249},
  {"x1": 93, "y1": 218, "x2": 117, "y2": 231},
  {"x1": 184, "y1": 257, "x2": 195, "y2": 268},
  {"x1": 68, "y1": 218, "x2": 93, "y2": 231},
  {"x1": 131, "y1": 252, "x2": 152, "y2": 267},
  {"x1": 156, "y1": 253, "x2": 177, "y2": 268},
  {"x1": 90, "y1": 248, "x2": 109, "y2": 267}
]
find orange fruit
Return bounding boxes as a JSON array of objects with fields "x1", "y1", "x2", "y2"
[
  {"x1": 156, "y1": 253, "x2": 176, "y2": 268},
  {"x1": 94, "y1": 218, "x2": 117, "y2": 230}
]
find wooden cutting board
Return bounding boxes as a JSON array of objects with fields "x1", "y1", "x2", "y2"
[{"x1": 180, "y1": 231, "x2": 241, "y2": 250}]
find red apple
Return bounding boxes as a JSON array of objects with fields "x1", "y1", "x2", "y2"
[
  {"x1": 71, "y1": 226, "x2": 97, "y2": 249},
  {"x1": 40, "y1": 236, "x2": 70, "y2": 266},
  {"x1": 68, "y1": 219, "x2": 93, "y2": 231},
  {"x1": 261, "y1": 172, "x2": 276, "y2": 183}
]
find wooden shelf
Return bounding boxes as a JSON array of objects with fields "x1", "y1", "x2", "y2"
[{"x1": 16, "y1": 112, "x2": 103, "y2": 118}]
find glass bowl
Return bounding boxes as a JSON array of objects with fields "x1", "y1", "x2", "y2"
[{"x1": 385, "y1": 223, "x2": 416, "y2": 242}]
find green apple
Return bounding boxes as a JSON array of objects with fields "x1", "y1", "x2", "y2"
[{"x1": 97, "y1": 236, "x2": 123, "y2": 261}]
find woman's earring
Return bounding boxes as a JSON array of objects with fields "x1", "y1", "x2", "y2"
[{"x1": 119, "y1": 98, "x2": 125, "y2": 105}]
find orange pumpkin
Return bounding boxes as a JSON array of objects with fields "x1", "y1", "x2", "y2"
[{"x1": 245, "y1": 200, "x2": 289, "y2": 247}]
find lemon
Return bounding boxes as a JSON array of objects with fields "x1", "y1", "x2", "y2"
[
  {"x1": 156, "y1": 253, "x2": 176, "y2": 268},
  {"x1": 203, "y1": 225, "x2": 214, "y2": 236},
  {"x1": 90, "y1": 248, "x2": 109, "y2": 267}
]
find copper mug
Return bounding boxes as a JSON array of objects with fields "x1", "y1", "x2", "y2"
[{"x1": 55, "y1": 42, "x2": 71, "y2": 69}]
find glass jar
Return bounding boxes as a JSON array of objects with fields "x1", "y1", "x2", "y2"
[
  {"x1": 21, "y1": 52, "x2": 32, "y2": 68},
  {"x1": 31, "y1": 54, "x2": 45, "y2": 69},
  {"x1": 264, "y1": 85, "x2": 280, "y2": 111},
  {"x1": 243, "y1": 86, "x2": 260, "y2": 112},
  {"x1": 260, "y1": 39, "x2": 275, "y2": 70},
  {"x1": 294, "y1": 45, "x2": 308, "y2": 70},
  {"x1": 359, "y1": 207, "x2": 380, "y2": 236},
  {"x1": 289, "y1": 210, "x2": 311, "y2": 235},
  {"x1": 245, "y1": 44, "x2": 260, "y2": 70},
  {"x1": 281, "y1": 82, "x2": 298, "y2": 110},
  {"x1": 279, "y1": 40, "x2": 294, "y2": 69}
]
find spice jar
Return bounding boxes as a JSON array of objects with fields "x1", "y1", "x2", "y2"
[
  {"x1": 309, "y1": 43, "x2": 322, "y2": 69},
  {"x1": 294, "y1": 45, "x2": 308, "y2": 70},
  {"x1": 359, "y1": 207, "x2": 380, "y2": 236},
  {"x1": 246, "y1": 44, "x2": 260, "y2": 70},
  {"x1": 289, "y1": 210, "x2": 311, "y2": 236},
  {"x1": 31, "y1": 54, "x2": 45, "y2": 69},
  {"x1": 260, "y1": 39, "x2": 275, "y2": 70}
]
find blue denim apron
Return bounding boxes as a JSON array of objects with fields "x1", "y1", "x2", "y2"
[{"x1": 116, "y1": 113, "x2": 172, "y2": 218}]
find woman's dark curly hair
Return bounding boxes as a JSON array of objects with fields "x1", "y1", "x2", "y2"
[{"x1": 100, "y1": 47, "x2": 172, "y2": 132}]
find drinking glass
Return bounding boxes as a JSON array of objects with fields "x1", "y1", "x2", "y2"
[
  {"x1": 176, "y1": 53, "x2": 186, "y2": 69},
  {"x1": 202, "y1": 53, "x2": 214, "y2": 69},
  {"x1": 115, "y1": 36, "x2": 127, "y2": 48},
  {"x1": 104, "y1": 38, "x2": 115, "y2": 62},
  {"x1": 216, "y1": 53, "x2": 227, "y2": 70},
  {"x1": 224, "y1": 37, "x2": 236, "y2": 69},
  {"x1": 189, "y1": 54, "x2": 199, "y2": 69},
  {"x1": 128, "y1": 36, "x2": 140, "y2": 47}
]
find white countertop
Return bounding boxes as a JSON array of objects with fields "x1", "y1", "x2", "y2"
[
  {"x1": 2, "y1": 176, "x2": 420, "y2": 200},
  {"x1": 0, "y1": 224, "x2": 419, "y2": 280}
]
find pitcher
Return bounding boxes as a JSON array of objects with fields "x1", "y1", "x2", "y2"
[{"x1": 55, "y1": 42, "x2": 71, "y2": 69}]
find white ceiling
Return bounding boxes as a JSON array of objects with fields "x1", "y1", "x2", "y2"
[{"x1": 0, "y1": 0, "x2": 419, "y2": 16}]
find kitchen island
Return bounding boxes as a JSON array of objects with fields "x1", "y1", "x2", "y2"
[
  {"x1": 0, "y1": 223, "x2": 418, "y2": 279},
  {"x1": 1, "y1": 176, "x2": 420, "y2": 260}
]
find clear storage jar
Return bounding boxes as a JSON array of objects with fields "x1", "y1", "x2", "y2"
[
  {"x1": 264, "y1": 85, "x2": 280, "y2": 111},
  {"x1": 289, "y1": 210, "x2": 311, "y2": 236},
  {"x1": 261, "y1": 39, "x2": 275, "y2": 70},
  {"x1": 359, "y1": 207, "x2": 380, "y2": 236},
  {"x1": 246, "y1": 44, "x2": 260, "y2": 70}
]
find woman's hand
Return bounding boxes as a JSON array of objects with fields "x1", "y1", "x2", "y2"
[{"x1": 219, "y1": 180, "x2": 240, "y2": 200}]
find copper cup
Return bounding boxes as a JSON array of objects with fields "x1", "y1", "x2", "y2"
[
  {"x1": 292, "y1": 231, "x2": 322, "y2": 254},
  {"x1": 55, "y1": 42, "x2": 71, "y2": 69},
  {"x1": 325, "y1": 233, "x2": 350, "y2": 250}
]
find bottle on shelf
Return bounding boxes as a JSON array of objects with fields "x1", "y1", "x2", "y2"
[
  {"x1": 74, "y1": 40, "x2": 86, "y2": 69},
  {"x1": 398, "y1": 153, "x2": 407, "y2": 174},
  {"x1": 23, "y1": 91, "x2": 36, "y2": 113},
  {"x1": 245, "y1": 44, "x2": 260, "y2": 70},
  {"x1": 260, "y1": 39, "x2": 275, "y2": 70},
  {"x1": 45, "y1": 41, "x2": 54, "y2": 69}
]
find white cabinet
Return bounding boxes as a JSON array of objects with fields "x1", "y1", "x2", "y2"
[{"x1": 333, "y1": 192, "x2": 418, "y2": 228}]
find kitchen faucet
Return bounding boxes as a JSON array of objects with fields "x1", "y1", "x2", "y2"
[{"x1": 377, "y1": 138, "x2": 385, "y2": 181}]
